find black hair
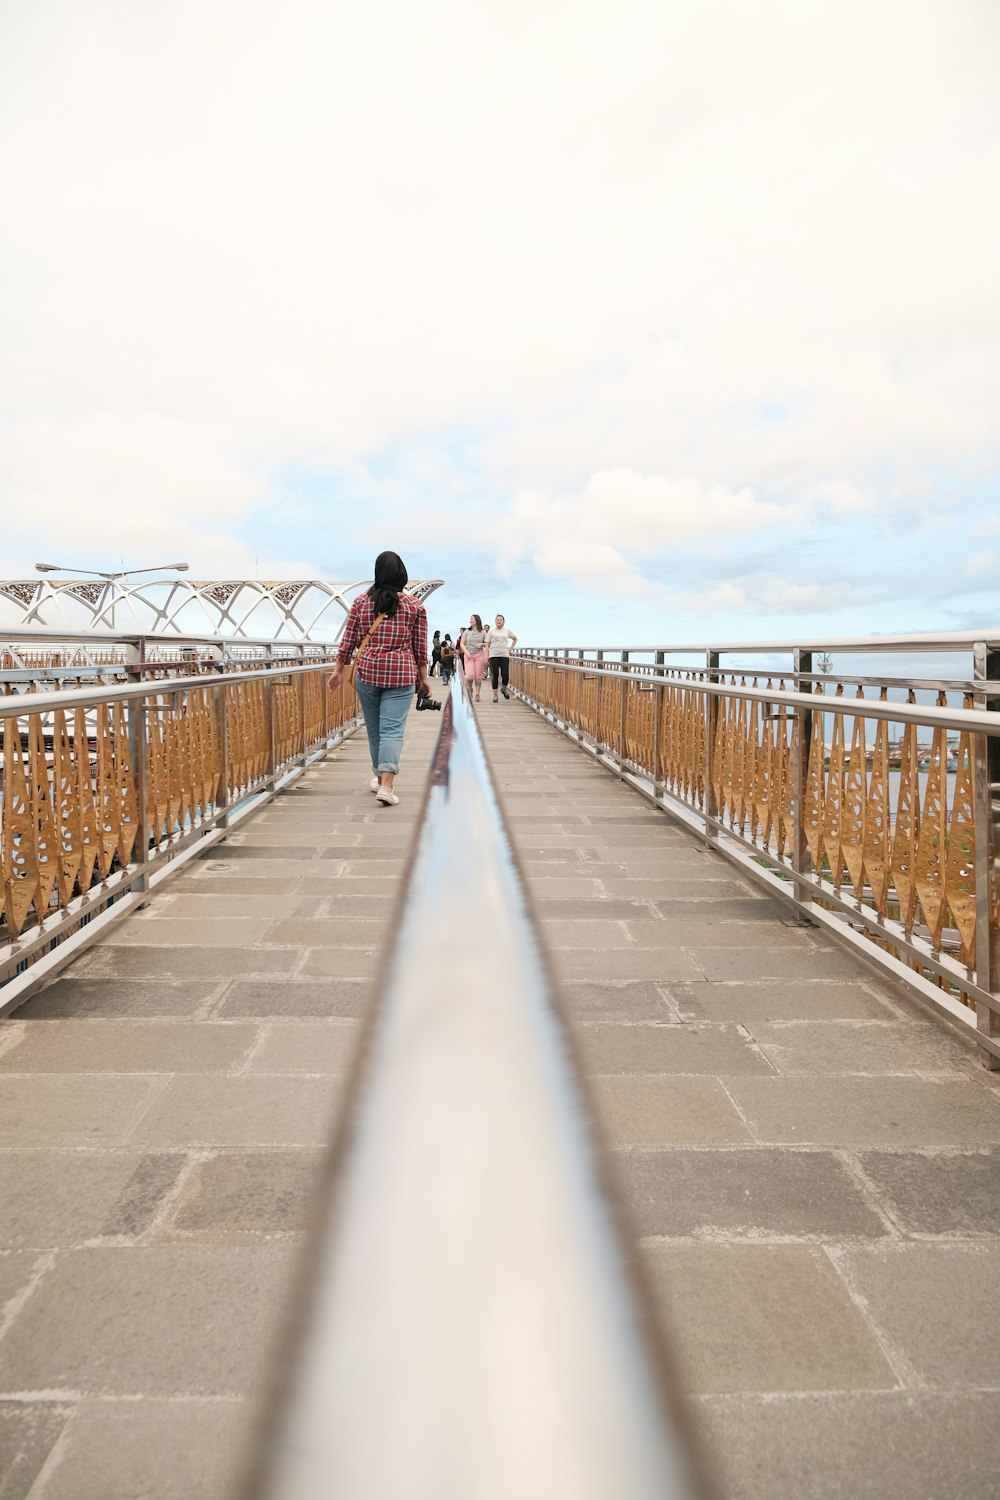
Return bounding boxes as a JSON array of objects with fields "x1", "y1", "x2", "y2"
[
  {"x1": 367, "y1": 551, "x2": 408, "y2": 617},
  {"x1": 470, "y1": 613, "x2": 483, "y2": 631}
]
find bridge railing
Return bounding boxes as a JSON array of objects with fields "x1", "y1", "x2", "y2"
[
  {"x1": 0, "y1": 659, "x2": 358, "y2": 1008},
  {"x1": 0, "y1": 626, "x2": 344, "y2": 686},
  {"x1": 512, "y1": 634, "x2": 1000, "y2": 1070}
]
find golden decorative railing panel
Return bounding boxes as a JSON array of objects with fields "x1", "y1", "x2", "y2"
[
  {"x1": 512, "y1": 641, "x2": 1000, "y2": 1069},
  {"x1": 1, "y1": 664, "x2": 359, "y2": 1003}
]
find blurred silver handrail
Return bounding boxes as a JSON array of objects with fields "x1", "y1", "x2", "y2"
[{"x1": 246, "y1": 676, "x2": 713, "y2": 1500}]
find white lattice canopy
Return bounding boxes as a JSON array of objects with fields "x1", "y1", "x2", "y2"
[{"x1": 0, "y1": 577, "x2": 444, "y2": 642}]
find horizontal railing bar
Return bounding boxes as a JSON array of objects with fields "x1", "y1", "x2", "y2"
[
  {"x1": 0, "y1": 660, "x2": 339, "y2": 718},
  {"x1": 517, "y1": 663, "x2": 1000, "y2": 736},
  {"x1": 548, "y1": 665, "x2": 979, "y2": 694},
  {"x1": 520, "y1": 630, "x2": 1000, "y2": 653},
  {"x1": 792, "y1": 674, "x2": 977, "y2": 692}
]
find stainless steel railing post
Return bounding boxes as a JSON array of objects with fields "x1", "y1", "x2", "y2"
[
  {"x1": 973, "y1": 641, "x2": 1000, "y2": 1070},
  {"x1": 792, "y1": 647, "x2": 814, "y2": 909},
  {"x1": 653, "y1": 650, "x2": 665, "y2": 801},
  {"x1": 704, "y1": 650, "x2": 719, "y2": 846},
  {"x1": 127, "y1": 692, "x2": 150, "y2": 907},
  {"x1": 619, "y1": 650, "x2": 629, "y2": 777},
  {"x1": 216, "y1": 680, "x2": 231, "y2": 831}
]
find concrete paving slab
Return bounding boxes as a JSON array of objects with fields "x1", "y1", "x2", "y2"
[
  {"x1": 0, "y1": 1075, "x2": 165, "y2": 1147},
  {"x1": 247, "y1": 1021, "x2": 362, "y2": 1074},
  {"x1": 196, "y1": 858, "x2": 342, "y2": 880},
  {"x1": 578, "y1": 1023, "x2": 773, "y2": 1075},
  {"x1": 339, "y1": 859, "x2": 407, "y2": 877},
  {"x1": 651, "y1": 897, "x2": 791, "y2": 922},
  {"x1": 689, "y1": 947, "x2": 867, "y2": 982},
  {"x1": 522, "y1": 878, "x2": 611, "y2": 898},
  {"x1": 558, "y1": 981, "x2": 676, "y2": 1023},
  {"x1": 593, "y1": 1076, "x2": 754, "y2": 1146},
  {"x1": 541, "y1": 920, "x2": 633, "y2": 949},
  {"x1": 856, "y1": 1148, "x2": 1000, "y2": 1235},
  {"x1": 232, "y1": 829, "x2": 360, "y2": 846},
  {"x1": 98, "y1": 918, "x2": 266, "y2": 948},
  {"x1": 535, "y1": 898, "x2": 654, "y2": 920},
  {"x1": 600, "y1": 877, "x2": 754, "y2": 900},
  {"x1": 724, "y1": 1077, "x2": 1000, "y2": 1146},
  {"x1": 643, "y1": 1244, "x2": 896, "y2": 1393},
  {"x1": 833, "y1": 1241, "x2": 1000, "y2": 1387},
  {"x1": 0, "y1": 1250, "x2": 46, "y2": 1317},
  {"x1": 169, "y1": 1150, "x2": 325, "y2": 1241},
  {"x1": 627, "y1": 921, "x2": 812, "y2": 949},
  {"x1": 552, "y1": 948, "x2": 704, "y2": 982},
  {"x1": 298, "y1": 948, "x2": 378, "y2": 979},
  {"x1": 0, "y1": 1022, "x2": 258, "y2": 1074},
  {"x1": 130, "y1": 1075, "x2": 343, "y2": 1147},
  {"x1": 313, "y1": 895, "x2": 396, "y2": 918},
  {"x1": 0, "y1": 1246, "x2": 294, "y2": 1396},
  {"x1": 695, "y1": 1391, "x2": 1000, "y2": 1500},
  {"x1": 167, "y1": 870, "x2": 302, "y2": 891},
  {"x1": 0, "y1": 1152, "x2": 184, "y2": 1248},
  {"x1": 749, "y1": 1020, "x2": 971, "y2": 1076},
  {"x1": 0, "y1": 1402, "x2": 72, "y2": 1500},
  {"x1": 615, "y1": 1148, "x2": 887, "y2": 1239},
  {"x1": 69, "y1": 946, "x2": 302, "y2": 980},
  {"x1": 206, "y1": 845, "x2": 321, "y2": 860},
  {"x1": 261, "y1": 918, "x2": 385, "y2": 948},
  {"x1": 216, "y1": 979, "x2": 371, "y2": 1019},
  {"x1": 15, "y1": 978, "x2": 221, "y2": 1020},
  {"x1": 669, "y1": 980, "x2": 896, "y2": 1024},
  {"x1": 31, "y1": 1399, "x2": 253, "y2": 1500}
]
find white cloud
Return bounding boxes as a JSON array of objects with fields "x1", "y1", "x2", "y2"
[
  {"x1": 0, "y1": 0, "x2": 997, "y2": 594},
  {"x1": 966, "y1": 550, "x2": 997, "y2": 578},
  {"x1": 673, "y1": 578, "x2": 861, "y2": 616}
]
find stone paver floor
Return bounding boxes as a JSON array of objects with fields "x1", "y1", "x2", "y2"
[{"x1": 1, "y1": 687, "x2": 1000, "y2": 1498}]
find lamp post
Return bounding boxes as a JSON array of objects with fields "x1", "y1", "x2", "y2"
[{"x1": 34, "y1": 563, "x2": 190, "y2": 579}]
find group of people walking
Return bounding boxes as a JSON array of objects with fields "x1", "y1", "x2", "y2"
[
  {"x1": 430, "y1": 615, "x2": 518, "y2": 703},
  {"x1": 328, "y1": 550, "x2": 519, "y2": 809}
]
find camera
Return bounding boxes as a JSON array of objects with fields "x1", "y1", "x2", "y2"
[{"x1": 415, "y1": 690, "x2": 442, "y2": 711}]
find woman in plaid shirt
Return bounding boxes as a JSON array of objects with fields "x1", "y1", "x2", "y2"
[{"x1": 327, "y1": 552, "x2": 431, "y2": 806}]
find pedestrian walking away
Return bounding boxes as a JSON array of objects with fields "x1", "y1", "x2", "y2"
[
  {"x1": 486, "y1": 613, "x2": 518, "y2": 702},
  {"x1": 439, "y1": 634, "x2": 455, "y2": 685},
  {"x1": 430, "y1": 630, "x2": 442, "y2": 677},
  {"x1": 461, "y1": 614, "x2": 488, "y2": 703},
  {"x1": 327, "y1": 550, "x2": 431, "y2": 806}
]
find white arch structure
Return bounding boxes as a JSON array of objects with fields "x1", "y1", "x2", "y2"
[{"x1": 0, "y1": 577, "x2": 444, "y2": 643}]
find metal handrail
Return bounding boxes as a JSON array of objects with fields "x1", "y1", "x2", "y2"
[
  {"x1": 245, "y1": 673, "x2": 711, "y2": 1500},
  {"x1": 519, "y1": 630, "x2": 1000, "y2": 653},
  {"x1": 511, "y1": 664, "x2": 1000, "y2": 737},
  {"x1": 0, "y1": 660, "x2": 339, "y2": 719}
]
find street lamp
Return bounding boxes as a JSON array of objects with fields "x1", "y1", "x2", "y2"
[{"x1": 34, "y1": 562, "x2": 190, "y2": 578}]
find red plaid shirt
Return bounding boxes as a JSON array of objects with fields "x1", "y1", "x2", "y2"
[{"x1": 338, "y1": 590, "x2": 428, "y2": 688}]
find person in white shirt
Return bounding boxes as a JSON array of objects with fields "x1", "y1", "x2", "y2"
[{"x1": 486, "y1": 614, "x2": 518, "y2": 702}]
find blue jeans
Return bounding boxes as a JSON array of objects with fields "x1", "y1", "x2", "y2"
[{"x1": 355, "y1": 680, "x2": 414, "y2": 774}]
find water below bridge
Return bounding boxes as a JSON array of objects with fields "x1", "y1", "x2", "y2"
[{"x1": 1, "y1": 689, "x2": 999, "y2": 1499}]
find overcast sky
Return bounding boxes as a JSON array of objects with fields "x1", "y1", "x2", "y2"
[{"x1": 2, "y1": 0, "x2": 997, "y2": 645}]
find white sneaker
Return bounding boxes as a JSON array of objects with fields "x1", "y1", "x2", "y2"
[
  {"x1": 375, "y1": 785, "x2": 399, "y2": 806},
  {"x1": 370, "y1": 776, "x2": 380, "y2": 793}
]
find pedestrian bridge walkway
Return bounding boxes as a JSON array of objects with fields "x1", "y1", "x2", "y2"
[{"x1": 1, "y1": 690, "x2": 1000, "y2": 1498}]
